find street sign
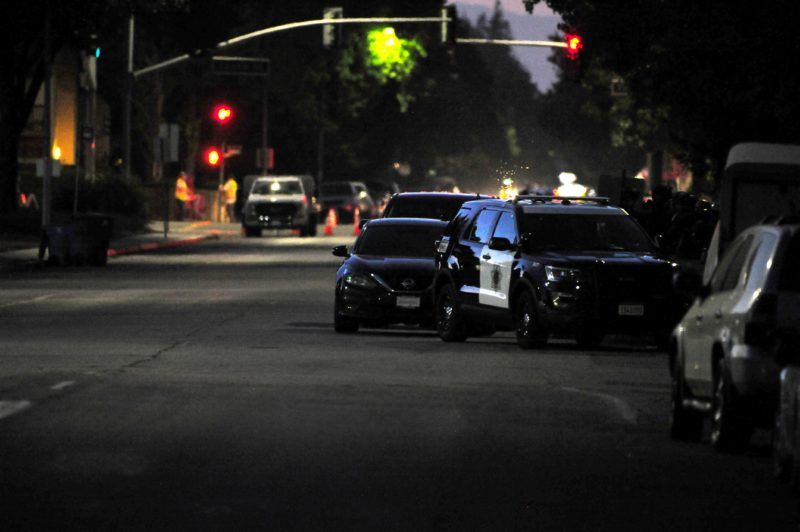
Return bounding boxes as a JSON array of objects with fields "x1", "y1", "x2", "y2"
[
  {"x1": 224, "y1": 144, "x2": 242, "y2": 158},
  {"x1": 212, "y1": 56, "x2": 270, "y2": 77}
]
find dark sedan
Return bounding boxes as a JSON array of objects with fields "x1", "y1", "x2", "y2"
[{"x1": 332, "y1": 218, "x2": 447, "y2": 333}]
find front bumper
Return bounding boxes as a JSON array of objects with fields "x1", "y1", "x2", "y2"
[
  {"x1": 338, "y1": 285, "x2": 434, "y2": 324},
  {"x1": 243, "y1": 213, "x2": 308, "y2": 229},
  {"x1": 538, "y1": 283, "x2": 682, "y2": 336}
]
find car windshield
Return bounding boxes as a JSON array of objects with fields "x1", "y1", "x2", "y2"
[
  {"x1": 521, "y1": 213, "x2": 654, "y2": 252},
  {"x1": 252, "y1": 180, "x2": 302, "y2": 195},
  {"x1": 355, "y1": 225, "x2": 443, "y2": 258},
  {"x1": 321, "y1": 183, "x2": 353, "y2": 195},
  {"x1": 383, "y1": 197, "x2": 466, "y2": 221}
]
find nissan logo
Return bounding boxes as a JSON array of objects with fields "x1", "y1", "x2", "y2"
[{"x1": 401, "y1": 278, "x2": 416, "y2": 290}]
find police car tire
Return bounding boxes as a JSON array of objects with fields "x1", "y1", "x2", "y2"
[
  {"x1": 436, "y1": 284, "x2": 467, "y2": 342},
  {"x1": 515, "y1": 290, "x2": 547, "y2": 349}
]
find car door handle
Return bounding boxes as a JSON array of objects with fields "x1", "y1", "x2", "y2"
[
  {"x1": 714, "y1": 310, "x2": 723, "y2": 320},
  {"x1": 695, "y1": 314, "x2": 703, "y2": 322},
  {"x1": 482, "y1": 254, "x2": 491, "y2": 260}
]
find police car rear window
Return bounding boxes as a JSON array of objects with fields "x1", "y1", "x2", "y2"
[
  {"x1": 521, "y1": 213, "x2": 654, "y2": 252},
  {"x1": 356, "y1": 225, "x2": 444, "y2": 258}
]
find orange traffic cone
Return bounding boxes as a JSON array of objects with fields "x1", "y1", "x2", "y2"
[
  {"x1": 353, "y1": 207, "x2": 361, "y2": 236},
  {"x1": 324, "y1": 208, "x2": 336, "y2": 236}
]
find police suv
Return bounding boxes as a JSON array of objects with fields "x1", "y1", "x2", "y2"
[{"x1": 433, "y1": 196, "x2": 683, "y2": 348}]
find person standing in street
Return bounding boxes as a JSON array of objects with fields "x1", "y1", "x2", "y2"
[
  {"x1": 222, "y1": 174, "x2": 238, "y2": 223},
  {"x1": 175, "y1": 171, "x2": 190, "y2": 221}
]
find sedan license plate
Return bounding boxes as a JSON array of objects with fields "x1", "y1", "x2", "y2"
[
  {"x1": 618, "y1": 304, "x2": 644, "y2": 316},
  {"x1": 396, "y1": 295, "x2": 420, "y2": 309}
]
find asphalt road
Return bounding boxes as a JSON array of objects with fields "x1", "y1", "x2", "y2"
[{"x1": 1, "y1": 233, "x2": 797, "y2": 530}]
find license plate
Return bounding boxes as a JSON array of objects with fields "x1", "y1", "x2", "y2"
[
  {"x1": 396, "y1": 295, "x2": 420, "y2": 309},
  {"x1": 618, "y1": 304, "x2": 644, "y2": 316}
]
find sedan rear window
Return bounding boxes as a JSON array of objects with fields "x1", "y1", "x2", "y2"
[
  {"x1": 356, "y1": 225, "x2": 444, "y2": 258},
  {"x1": 383, "y1": 197, "x2": 467, "y2": 221},
  {"x1": 521, "y1": 213, "x2": 654, "y2": 252}
]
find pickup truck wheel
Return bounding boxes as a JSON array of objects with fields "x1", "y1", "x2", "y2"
[
  {"x1": 334, "y1": 298, "x2": 359, "y2": 333},
  {"x1": 515, "y1": 290, "x2": 547, "y2": 349},
  {"x1": 436, "y1": 284, "x2": 467, "y2": 342},
  {"x1": 710, "y1": 357, "x2": 752, "y2": 452},
  {"x1": 669, "y1": 363, "x2": 703, "y2": 442}
]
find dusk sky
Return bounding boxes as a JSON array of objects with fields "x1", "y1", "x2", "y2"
[{"x1": 453, "y1": 0, "x2": 562, "y2": 90}]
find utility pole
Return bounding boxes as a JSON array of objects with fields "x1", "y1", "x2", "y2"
[
  {"x1": 123, "y1": 13, "x2": 134, "y2": 182},
  {"x1": 42, "y1": 3, "x2": 53, "y2": 228}
]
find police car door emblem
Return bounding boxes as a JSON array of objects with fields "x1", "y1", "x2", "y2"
[
  {"x1": 401, "y1": 278, "x2": 416, "y2": 290},
  {"x1": 491, "y1": 267, "x2": 501, "y2": 290}
]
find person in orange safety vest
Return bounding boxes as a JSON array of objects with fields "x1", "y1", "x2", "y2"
[
  {"x1": 222, "y1": 174, "x2": 238, "y2": 223},
  {"x1": 175, "y1": 171, "x2": 190, "y2": 221}
]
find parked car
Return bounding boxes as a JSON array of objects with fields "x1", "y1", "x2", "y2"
[
  {"x1": 669, "y1": 222, "x2": 800, "y2": 451},
  {"x1": 432, "y1": 195, "x2": 683, "y2": 348},
  {"x1": 382, "y1": 192, "x2": 492, "y2": 222},
  {"x1": 241, "y1": 175, "x2": 318, "y2": 237},
  {"x1": 320, "y1": 181, "x2": 376, "y2": 223},
  {"x1": 332, "y1": 218, "x2": 447, "y2": 333},
  {"x1": 364, "y1": 180, "x2": 401, "y2": 214}
]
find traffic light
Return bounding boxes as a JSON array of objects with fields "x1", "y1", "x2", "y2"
[
  {"x1": 212, "y1": 104, "x2": 234, "y2": 125},
  {"x1": 564, "y1": 33, "x2": 583, "y2": 61},
  {"x1": 205, "y1": 147, "x2": 221, "y2": 166},
  {"x1": 441, "y1": 4, "x2": 457, "y2": 46}
]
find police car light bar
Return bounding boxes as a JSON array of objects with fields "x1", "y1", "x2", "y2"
[{"x1": 513, "y1": 195, "x2": 610, "y2": 205}]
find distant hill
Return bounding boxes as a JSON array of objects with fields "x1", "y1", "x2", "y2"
[{"x1": 455, "y1": 3, "x2": 561, "y2": 92}]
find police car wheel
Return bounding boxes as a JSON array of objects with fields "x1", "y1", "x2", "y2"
[
  {"x1": 436, "y1": 284, "x2": 467, "y2": 342},
  {"x1": 515, "y1": 290, "x2": 547, "y2": 349}
]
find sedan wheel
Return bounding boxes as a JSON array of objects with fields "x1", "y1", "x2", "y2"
[
  {"x1": 333, "y1": 297, "x2": 359, "y2": 333},
  {"x1": 710, "y1": 357, "x2": 751, "y2": 452}
]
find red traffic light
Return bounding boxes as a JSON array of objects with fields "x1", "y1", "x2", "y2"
[
  {"x1": 564, "y1": 33, "x2": 583, "y2": 61},
  {"x1": 205, "y1": 147, "x2": 221, "y2": 166},
  {"x1": 212, "y1": 104, "x2": 233, "y2": 125}
]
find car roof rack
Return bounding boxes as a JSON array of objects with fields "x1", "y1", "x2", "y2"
[{"x1": 513, "y1": 195, "x2": 610, "y2": 205}]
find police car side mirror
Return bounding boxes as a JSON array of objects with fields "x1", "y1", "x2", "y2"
[
  {"x1": 332, "y1": 245, "x2": 350, "y2": 258},
  {"x1": 488, "y1": 237, "x2": 514, "y2": 252}
]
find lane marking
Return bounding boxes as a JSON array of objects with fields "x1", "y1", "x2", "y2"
[
  {"x1": 0, "y1": 294, "x2": 55, "y2": 309},
  {"x1": 0, "y1": 400, "x2": 33, "y2": 420},
  {"x1": 50, "y1": 381, "x2": 75, "y2": 391},
  {"x1": 561, "y1": 386, "x2": 638, "y2": 425}
]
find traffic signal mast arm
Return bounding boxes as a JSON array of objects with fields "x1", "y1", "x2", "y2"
[
  {"x1": 133, "y1": 12, "x2": 571, "y2": 78},
  {"x1": 134, "y1": 16, "x2": 445, "y2": 78}
]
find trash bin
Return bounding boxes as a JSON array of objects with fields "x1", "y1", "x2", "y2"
[
  {"x1": 40, "y1": 225, "x2": 74, "y2": 265},
  {"x1": 70, "y1": 214, "x2": 114, "y2": 266}
]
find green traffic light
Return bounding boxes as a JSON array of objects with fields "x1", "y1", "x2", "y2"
[
  {"x1": 94, "y1": 47, "x2": 101, "y2": 58},
  {"x1": 366, "y1": 27, "x2": 425, "y2": 82}
]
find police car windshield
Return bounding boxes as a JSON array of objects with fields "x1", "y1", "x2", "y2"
[
  {"x1": 384, "y1": 197, "x2": 466, "y2": 221},
  {"x1": 521, "y1": 213, "x2": 654, "y2": 252},
  {"x1": 355, "y1": 225, "x2": 443, "y2": 258},
  {"x1": 252, "y1": 180, "x2": 302, "y2": 195}
]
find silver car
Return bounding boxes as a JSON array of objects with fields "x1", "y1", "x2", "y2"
[{"x1": 670, "y1": 223, "x2": 800, "y2": 450}]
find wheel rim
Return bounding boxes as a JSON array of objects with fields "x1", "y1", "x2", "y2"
[
  {"x1": 439, "y1": 293, "x2": 454, "y2": 331},
  {"x1": 711, "y1": 371, "x2": 724, "y2": 443},
  {"x1": 518, "y1": 299, "x2": 531, "y2": 337}
]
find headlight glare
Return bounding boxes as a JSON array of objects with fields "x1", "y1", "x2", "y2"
[
  {"x1": 344, "y1": 273, "x2": 378, "y2": 289},
  {"x1": 545, "y1": 265, "x2": 582, "y2": 282}
]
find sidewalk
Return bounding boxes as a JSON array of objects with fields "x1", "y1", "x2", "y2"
[{"x1": 0, "y1": 221, "x2": 237, "y2": 273}]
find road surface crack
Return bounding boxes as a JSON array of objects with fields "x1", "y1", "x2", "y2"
[{"x1": 126, "y1": 341, "x2": 185, "y2": 368}]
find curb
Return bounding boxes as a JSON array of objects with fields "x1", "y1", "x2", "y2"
[{"x1": 106, "y1": 232, "x2": 221, "y2": 258}]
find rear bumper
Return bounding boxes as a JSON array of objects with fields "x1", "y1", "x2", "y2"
[
  {"x1": 729, "y1": 344, "x2": 780, "y2": 397},
  {"x1": 338, "y1": 286, "x2": 434, "y2": 324}
]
